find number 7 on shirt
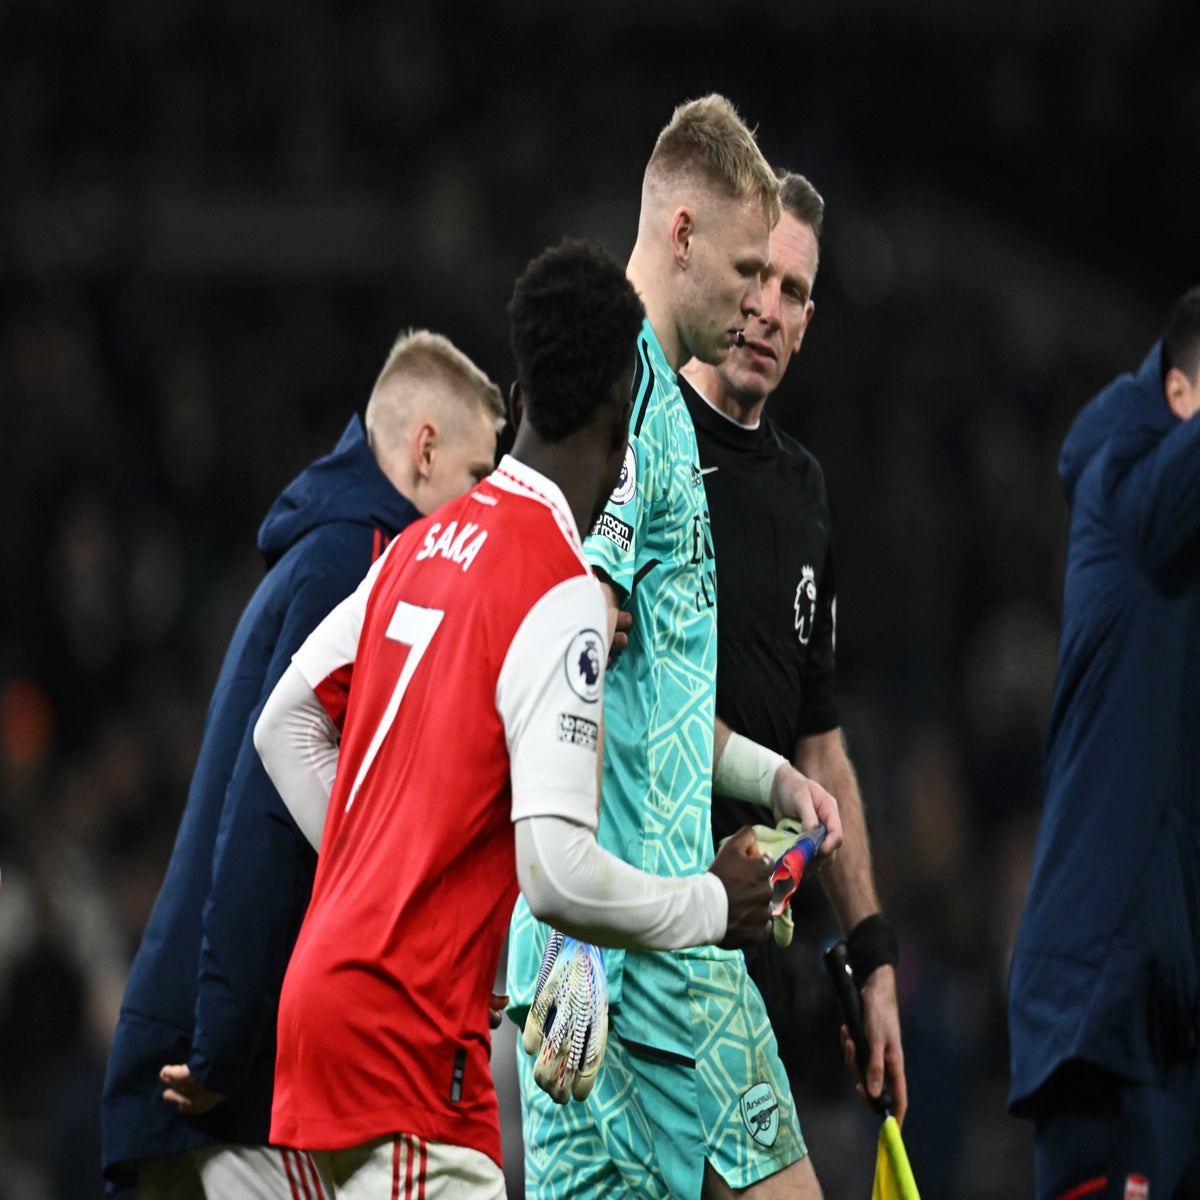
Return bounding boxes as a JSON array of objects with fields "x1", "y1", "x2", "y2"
[{"x1": 345, "y1": 600, "x2": 444, "y2": 813}]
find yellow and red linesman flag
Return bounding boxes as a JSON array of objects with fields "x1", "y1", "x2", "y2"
[
  {"x1": 872, "y1": 1114, "x2": 920, "y2": 1200},
  {"x1": 822, "y1": 938, "x2": 921, "y2": 1200}
]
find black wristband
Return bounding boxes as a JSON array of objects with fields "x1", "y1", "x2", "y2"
[{"x1": 847, "y1": 913, "x2": 899, "y2": 987}]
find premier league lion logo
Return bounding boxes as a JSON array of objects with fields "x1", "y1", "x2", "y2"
[
  {"x1": 578, "y1": 642, "x2": 600, "y2": 688},
  {"x1": 794, "y1": 565, "x2": 817, "y2": 646},
  {"x1": 564, "y1": 630, "x2": 604, "y2": 703},
  {"x1": 610, "y1": 445, "x2": 636, "y2": 506}
]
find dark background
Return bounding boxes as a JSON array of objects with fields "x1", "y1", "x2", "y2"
[{"x1": 2, "y1": 1, "x2": 1198, "y2": 1195}]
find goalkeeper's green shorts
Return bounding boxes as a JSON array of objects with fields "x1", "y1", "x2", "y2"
[{"x1": 515, "y1": 952, "x2": 807, "y2": 1198}]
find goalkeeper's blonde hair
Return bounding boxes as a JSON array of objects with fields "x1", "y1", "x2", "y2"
[{"x1": 644, "y1": 94, "x2": 781, "y2": 226}]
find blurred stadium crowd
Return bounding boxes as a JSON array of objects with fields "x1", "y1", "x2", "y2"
[{"x1": 1, "y1": 1, "x2": 1197, "y2": 1196}]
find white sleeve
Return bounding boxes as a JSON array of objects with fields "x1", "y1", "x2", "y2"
[
  {"x1": 496, "y1": 573, "x2": 608, "y2": 829},
  {"x1": 254, "y1": 665, "x2": 340, "y2": 851},
  {"x1": 255, "y1": 549, "x2": 390, "y2": 851},
  {"x1": 515, "y1": 815, "x2": 728, "y2": 950}
]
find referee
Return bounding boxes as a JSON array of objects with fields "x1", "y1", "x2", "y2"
[{"x1": 681, "y1": 169, "x2": 908, "y2": 1122}]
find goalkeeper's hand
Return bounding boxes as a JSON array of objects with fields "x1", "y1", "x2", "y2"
[
  {"x1": 718, "y1": 819, "x2": 825, "y2": 948},
  {"x1": 521, "y1": 930, "x2": 608, "y2": 1105}
]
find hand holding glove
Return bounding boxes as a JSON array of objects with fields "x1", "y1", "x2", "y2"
[{"x1": 718, "y1": 819, "x2": 825, "y2": 948}]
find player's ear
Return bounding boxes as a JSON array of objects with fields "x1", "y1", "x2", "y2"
[
  {"x1": 670, "y1": 207, "x2": 695, "y2": 267},
  {"x1": 507, "y1": 381, "x2": 525, "y2": 433},
  {"x1": 1164, "y1": 366, "x2": 1200, "y2": 420},
  {"x1": 412, "y1": 421, "x2": 437, "y2": 479}
]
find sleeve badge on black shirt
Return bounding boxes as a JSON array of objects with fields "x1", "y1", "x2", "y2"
[{"x1": 794, "y1": 565, "x2": 817, "y2": 646}]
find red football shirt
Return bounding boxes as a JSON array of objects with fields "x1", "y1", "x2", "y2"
[{"x1": 270, "y1": 457, "x2": 607, "y2": 1164}]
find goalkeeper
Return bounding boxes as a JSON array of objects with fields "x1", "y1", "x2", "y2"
[{"x1": 507, "y1": 97, "x2": 843, "y2": 1200}]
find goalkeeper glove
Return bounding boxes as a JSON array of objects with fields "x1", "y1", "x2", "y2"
[
  {"x1": 718, "y1": 819, "x2": 826, "y2": 948},
  {"x1": 521, "y1": 930, "x2": 608, "y2": 1104}
]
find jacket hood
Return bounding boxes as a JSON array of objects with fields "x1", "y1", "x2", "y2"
[
  {"x1": 1058, "y1": 341, "x2": 1169, "y2": 501},
  {"x1": 257, "y1": 415, "x2": 421, "y2": 566}
]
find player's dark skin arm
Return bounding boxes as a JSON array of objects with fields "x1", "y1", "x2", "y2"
[
  {"x1": 596, "y1": 576, "x2": 624, "y2": 651},
  {"x1": 609, "y1": 608, "x2": 633, "y2": 662},
  {"x1": 709, "y1": 827, "x2": 774, "y2": 948}
]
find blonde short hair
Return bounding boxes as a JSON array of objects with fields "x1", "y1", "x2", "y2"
[
  {"x1": 645, "y1": 94, "x2": 781, "y2": 226},
  {"x1": 365, "y1": 329, "x2": 504, "y2": 451}
]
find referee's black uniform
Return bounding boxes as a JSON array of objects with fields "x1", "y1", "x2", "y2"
[{"x1": 682, "y1": 374, "x2": 844, "y2": 1092}]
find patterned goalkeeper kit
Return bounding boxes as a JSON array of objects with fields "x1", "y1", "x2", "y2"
[{"x1": 507, "y1": 320, "x2": 806, "y2": 1197}]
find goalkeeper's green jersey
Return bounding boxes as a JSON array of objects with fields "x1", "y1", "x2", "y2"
[
  {"x1": 509, "y1": 319, "x2": 729, "y2": 1062},
  {"x1": 586, "y1": 316, "x2": 719, "y2": 891}
]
